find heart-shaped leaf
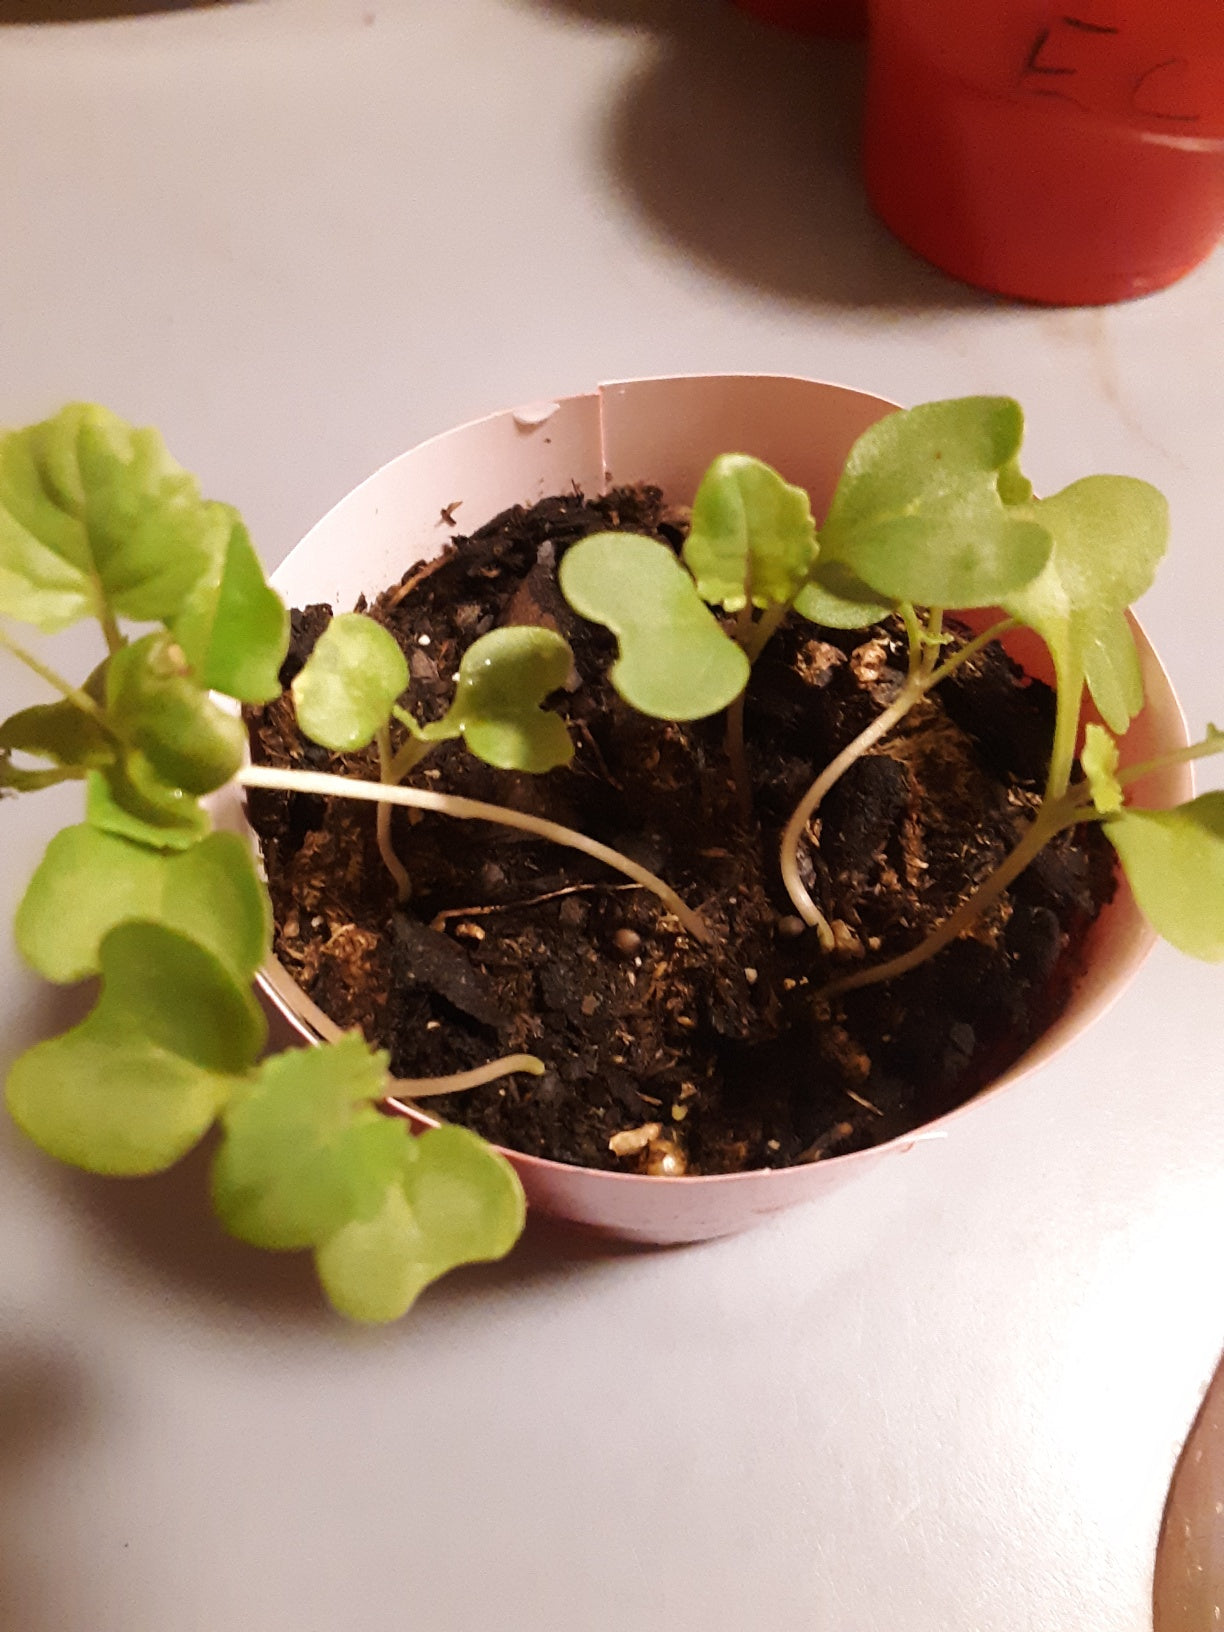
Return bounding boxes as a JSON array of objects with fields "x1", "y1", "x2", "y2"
[
  {"x1": 682, "y1": 454, "x2": 817, "y2": 611},
  {"x1": 292, "y1": 612, "x2": 409, "y2": 752},
  {"x1": 1105, "y1": 793, "x2": 1224, "y2": 961},
  {"x1": 6, "y1": 922, "x2": 263, "y2": 1174},
  {"x1": 212, "y1": 1035, "x2": 400, "y2": 1251},
  {"x1": 315, "y1": 1124, "x2": 525, "y2": 1323},
  {"x1": 16, "y1": 825, "x2": 269, "y2": 984},
  {"x1": 423, "y1": 625, "x2": 574, "y2": 772},
  {"x1": 1003, "y1": 476, "x2": 1168, "y2": 733},
  {"x1": 818, "y1": 397, "x2": 1052, "y2": 609},
  {"x1": 558, "y1": 532, "x2": 749, "y2": 720}
]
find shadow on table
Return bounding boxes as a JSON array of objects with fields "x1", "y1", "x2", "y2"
[
  {"x1": 517, "y1": 0, "x2": 987, "y2": 310},
  {"x1": 7, "y1": 985, "x2": 653, "y2": 1331},
  {"x1": 1, "y1": 0, "x2": 243, "y2": 21},
  {"x1": 49, "y1": 1131, "x2": 663, "y2": 1330},
  {"x1": 0, "y1": 1342, "x2": 95, "y2": 1632}
]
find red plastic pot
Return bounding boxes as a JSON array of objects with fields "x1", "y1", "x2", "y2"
[
  {"x1": 730, "y1": 0, "x2": 865, "y2": 39},
  {"x1": 215, "y1": 374, "x2": 1192, "y2": 1244},
  {"x1": 864, "y1": 1, "x2": 1224, "y2": 304}
]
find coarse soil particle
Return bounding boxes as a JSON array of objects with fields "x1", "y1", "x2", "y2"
[{"x1": 245, "y1": 487, "x2": 1115, "y2": 1176}]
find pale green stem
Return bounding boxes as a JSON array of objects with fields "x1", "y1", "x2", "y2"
[
  {"x1": 99, "y1": 606, "x2": 123, "y2": 656},
  {"x1": 385, "y1": 1053, "x2": 545, "y2": 1102},
  {"x1": 779, "y1": 617, "x2": 1019, "y2": 933},
  {"x1": 1114, "y1": 730, "x2": 1224, "y2": 791},
  {"x1": 919, "y1": 607, "x2": 944, "y2": 678},
  {"x1": 375, "y1": 725, "x2": 412, "y2": 903},
  {"x1": 815, "y1": 798, "x2": 1077, "y2": 1002},
  {"x1": 780, "y1": 676, "x2": 924, "y2": 947},
  {"x1": 742, "y1": 601, "x2": 789, "y2": 665},
  {"x1": 0, "y1": 627, "x2": 124, "y2": 742},
  {"x1": 1044, "y1": 656, "x2": 1085, "y2": 804},
  {"x1": 900, "y1": 603, "x2": 925, "y2": 683},
  {"x1": 238, "y1": 764, "x2": 711, "y2": 943},
  {"x1": 388, "y1": 707, "x2": 433, "y2": 780}
]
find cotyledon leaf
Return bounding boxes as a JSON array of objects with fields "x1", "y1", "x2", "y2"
[
  {"x1": 817, "y1": 397, "x2": 1052, "y2": 610},
  {"x1": 292, "y1": 612, "x2": 409, "y2": 752},
  {"x1": 421, "y1": 625, "x2": 574, "y2": 772},
  {"x1": 315, "y1": 1124, "x2": 526, "y2": 1323},
  {"x1": 558, "y1": 532, "x2": 749, "y2": 721},
  {"x1": 16, "y1": 825, "x2": 269, "y2": 985},
  {"x1": 1105, "y1": 793, "x2": 1224, "y2": 961},
  {"x1": 1003, "y1": 475, "x2": 1168, "y2": 733},
  {"x1": 212, "y1": 1036, "x2": 402, "y2": 1252},
  {"x1": 5, "y1": 922, "x2": 264, "y2": 1174}
]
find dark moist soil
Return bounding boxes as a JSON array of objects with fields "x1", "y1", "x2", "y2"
[{"x1": 244, "y1": 487, "x2": 1116, "y2": 1177}]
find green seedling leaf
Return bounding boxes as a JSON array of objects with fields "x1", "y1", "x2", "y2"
[
  {"x1": 16, "y1": 826, "x2": 269, "y2": 984},
  {"x1": 6, "y1": 922, "x2": 263, "y2": 1174},
  {"x1": 86, "y1": 756, "x2": 209, "y2": 850},
  {"x1": 558, "y1": 533, "x2": 749, "y2": 720},
  {"x1": 213, "y1": 1035, "x2": 402, "y2": 1251},
  {"x1": 293, "y1": 612, "x2": 409, "y2": 752},
  {"x1": 422, "y1": 626, "x2": 574, "y2": 772},
  {"x1": 1106, "y1": 793, "x2": 1224, "y2": 960},
  {"x1": 793, "y1": 564, "x2": 892, "y2": 630},
  {"x1": 1081, "y1": 724, "x2": 1123, "y2": 816},
  {"x1": 106, "y1": 630, "x2": 245, "y2": 795},
  {"x1": 1003, "y1": 476, "x2": 1168, "y2": 732},
  {"x1": 0, "y1": 697, "x2": 114, "y2": 772},
  {"x1": 682, "y1": 454, "x2": 817, "y2": 611},
  {"x1": 315, "y1": 1124, "x2": 525, "y2": 1323},
  {"x1": 0, "y1": 404, "x2": 223, "y2": 633},
  {"x1": 171, "y1": 510, "x2": 289, "y2": 703},
  {"x1": 817, "y1": 397, "x2": 1052, "y2": 609}
]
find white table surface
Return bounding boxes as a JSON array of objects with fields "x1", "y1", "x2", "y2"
[{"x1": 1, "y1": 4, "x2": 1222, "y2": 1629}]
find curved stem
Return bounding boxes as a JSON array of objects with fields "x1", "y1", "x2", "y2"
[
  {"x1": 779, "y1": 676, "x2": 923, "y2": 943},
  {"x1": 384, "y1": 1053, "x2": 545, "y2": 1102},
  {"x1": 815, "y1": 799, "x2": 1076, "y2": 1001},
  {"x1": 779, "y1": 618, "x2": 1020, "y2": 931},
  {"x1": 375, "y1": 726, "x2": 412, "y2": 903},
  {"x1": 388, "y1": 719, "x2": 432, "y2": 781},
  {"x1": 1115, "y1": 729, "x2": 1224, "y2": 791},
  {"x1": 0, "y1": 628, "x2": 125, "y2": 743},
  {"x1": 238, "y1": 764, "x2": 711, "y2": 943}
]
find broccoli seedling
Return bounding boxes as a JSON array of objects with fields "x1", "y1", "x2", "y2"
[
  {"x1": 0, "y1": 405, "x2": 703, "y2": 1321},
  {"x1": 290, "y1": 610, "x2": 575, "y2": 898},
  {"x1": 556, "y1": 397, "x2": 1224, "y2": 982}
]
